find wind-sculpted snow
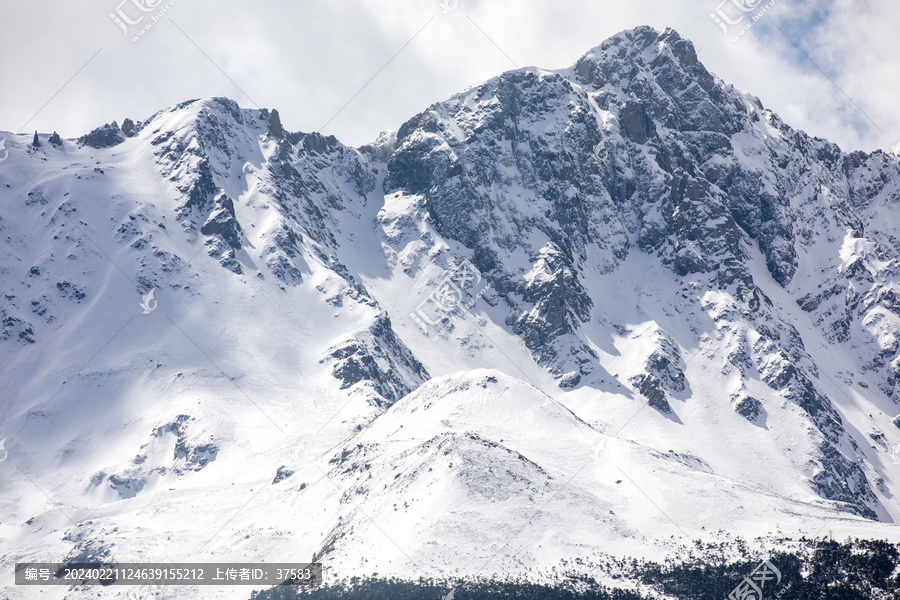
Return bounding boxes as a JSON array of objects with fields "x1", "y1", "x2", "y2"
[{"x1": 3, "y1": 25, "x2": 900, "y2": 600}]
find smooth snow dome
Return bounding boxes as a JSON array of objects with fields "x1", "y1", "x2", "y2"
[{"x1": 2, "y1": 24, "x2": 900, "y2": 600}]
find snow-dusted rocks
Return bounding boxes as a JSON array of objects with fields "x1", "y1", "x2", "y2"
[
  {"x1": 78, "y1": 122, "x2": 126, "y2": 149},
  {"x1": 3, "y1": 25, "x2": 900, "y2": 598},
  {"x1": 322, "y1": 314, "x2": 430, "y2": 407}
]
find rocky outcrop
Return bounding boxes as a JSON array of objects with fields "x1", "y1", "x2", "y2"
[
  {"x1": 155, "y1": 414, "x2": 219, "y2": 473},
  {"x1": 78, "y1": 122, "x2": 126, "y2": 149},
  {"x1": 512, "y1": 243, "x2": 593, "y2": 368},
  {"x1": 629, "y1": 326, "x2": 685, "y2": 414},
  {"x1": 322, "y1": 313, "x2": 430, "y2": 408},
  {"x1": 379, "y1": 25, "x2": 898, "y2": 519},
  {"x1": 200, "y1": 192, "x2": 245, "y2": 273},
  {"x1": 733, "y1": 394, "x2": 763, "y2": 422},
  {"x1": 0, "y1": 310, "x2": 35, "y2": 344}
]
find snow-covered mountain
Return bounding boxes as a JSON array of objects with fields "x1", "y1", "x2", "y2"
[{"x1": 2, "y1": 25, "x2": 900, "y2": 599}]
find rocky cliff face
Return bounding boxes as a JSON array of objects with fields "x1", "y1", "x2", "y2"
[{"x1": 379, "y1": 26, "x2": 900, "y2": 520}]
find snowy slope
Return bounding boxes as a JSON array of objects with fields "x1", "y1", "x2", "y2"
[{"x1": 2, "y1": 25, "x2": 900, "y2": 600}]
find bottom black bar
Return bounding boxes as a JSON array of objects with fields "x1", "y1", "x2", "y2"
[{"x1": 15, "y1": 563, "x2": 322, "y2": 586}]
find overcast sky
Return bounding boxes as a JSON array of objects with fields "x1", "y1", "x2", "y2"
[{"x1": 1, "y1": 0, "x2": 898, "y2": 153}]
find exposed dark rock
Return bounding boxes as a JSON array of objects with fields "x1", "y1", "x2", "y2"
[
  {"x1": 176, "y1": 442, "x2": 218, "y2": 471},
  {"x1": 733, "y1": 395, "x2": 763, "y2": 422},
  {"x1": 154, "y1": 414, "x2": 219, "y2": 473},
  {"x1": 201, "y1": 192, "x2": 245, "y2": 273},
  {"x1": 56, "y1": 281, "x2": 86, "y2": 302},
  {"x1": 559, "y1": 372, "x2": 581, "y2": 389},
  {"x1": 322, "y1": 313, "x2": 430, "y2": 407},
  {"x1": 25, "y1": 186, "x2": 48, "y2": 206},
  {"x1": 268, "y1": 108, "x2": 284, "y2": 138},
  {"x1": 813, "y1": 442, "x2": 879, "y2": 520},
  {"x1": 797, "y1": 285, "x2": 843, "y2": 312},
  {"x1": 621, "y1": 101, "x2": 656, "y2": 144},
  {"x1": 513, "y1": 243, "x2": 593, "y2": 365},
  {"x1": 108, "y1": 473, "x2": 146, "y2": 499},
  {"x1": 0, "y1": 311, "x2": 35, "y2": 344},
  {"x1": 201, "y1": 193, "x2": 242, "y2": 248},
  {"x1": 176, "y1": 158, "x2": 218, "y2": 222},
  {"x1": 273, "y1": 466, "x2": 294, "y2": 484},
  {"x1": 631, "y1": 373, "x2": 672, "y2": 413},
  {"x1": 61, "y1": 534, "x2": 112, "y2": 565},
  {"x1": 78, "y1": 122, "x2": 125, "y2": 149},
  {"x1": 644, "y1": 335, "x2": 686, "y2": 394},
  {"x1": 264, "y1": 225, "x2": 306, "y2": 285}
]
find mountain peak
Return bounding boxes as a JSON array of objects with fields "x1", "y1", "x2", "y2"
[
  {"x1": 4, "y1": 25, "x2": 900, "y2": 594},
  {"x1": 573, "y1": 25, "x2": 705, "y2": 91},
  {"x1": 597, "y1": 25, "x2": 682, "y2": 50}
]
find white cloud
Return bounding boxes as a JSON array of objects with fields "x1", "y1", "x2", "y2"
[{"x1": 1, "y1": 0, "x2": 897, "y2": 152}]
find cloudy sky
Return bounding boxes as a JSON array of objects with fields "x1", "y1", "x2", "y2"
[{"x1": 2, "y1": 0, "x2": 898, "y2": 153}]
